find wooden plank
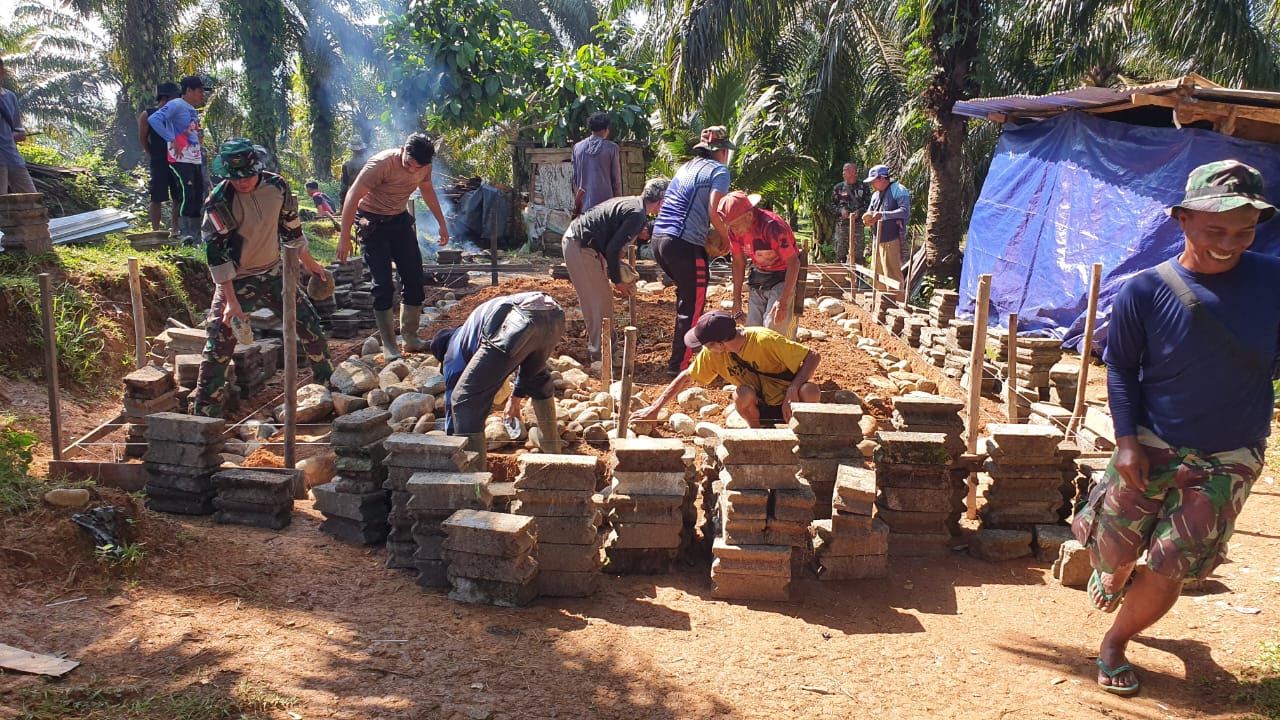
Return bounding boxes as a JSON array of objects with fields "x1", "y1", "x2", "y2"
[
  {"x1": 0, "y1": 643, "x2": 79, "y2": 677},
  {"x1": 47, "y1": 460, "x2": 147, "y2": 491},
  {"x1": 40, "y1": 274, "x2": 62, "y2": 462},
  {"x1": 1130, "y1": 93, "x2": 1280, "y2": 125}
]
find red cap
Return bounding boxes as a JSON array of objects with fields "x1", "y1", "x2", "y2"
[{"x1": 718, "y1": 191, "x2": 761, "y2": 225}]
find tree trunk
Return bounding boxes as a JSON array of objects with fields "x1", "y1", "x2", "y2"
[
  {"x1": 226, "y1": 0, "x2": 289, "y2": 161},
  {"x1": 300, "y1": 34, "x2": 336, "y2": 180},
  {"x1": 924, "y1": 114, "x2": 966, "y2": 284}
]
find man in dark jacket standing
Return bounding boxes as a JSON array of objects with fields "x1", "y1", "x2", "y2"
[{"x1": 571, "y1": 112, "x2": 623, "y2": 216}]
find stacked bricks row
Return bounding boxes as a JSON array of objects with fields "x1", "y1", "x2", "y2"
[
  {"x1": 166, "y1": 327, "x2": 239, "y2": 414},
  {"x1": 212, "y1": 468, "x2": 293, "y2": 530},
  {"x1": 386, "y1": 433, "x2": 489, "y2": 587},
  {"x1": 314, "y1": 408, "x2": 394, "y2": 545},
  {"x1": 122, "y1": 366, "x2": 178, "y2": 458},
  {"x1": 873, "y1": 431, "x2": 965, "y2": 557},
  {"x1": 513, "y1": 454, "x2": 603, "y2": 597},
  {"x1": 0, "y1": 193, "x2": 53, "y2": 253},
  {"x1": 810, "y1": 465, "x2": 889, "y2": 579},
  {"x1": 891, "y1": 394, "x2": 966, "y2": 459},
  {"x1": 442, "y1": 509, "x2": 538, "y2": 607},
  {"x1": 603, "y1": 438, "x2": 688, "y2": 574},
  {"x1": 143, "y1": 412, "x2": 225, "y2": 515},
  {"x1": 789, "y1": 402, "x2": 865, "y2": 518},
  {"x1": 978, "y1": 423, "x2": 1065, "y2": 529},
  {"x1": 381, "y1": 433, "x2": 477, "y2": 569},
  {"x1": 712, "y1": 429, "x2": 815, "y2": 601},
  {"x1": 1012, "y1": 337, "x2": 1063, "y2": 403}
]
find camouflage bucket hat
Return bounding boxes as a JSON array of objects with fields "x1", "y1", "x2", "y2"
[
  {"x1": 1169, "y1": 160, "x2": 1276, "y2": 221},
  {"x1": 693, "y1": 125, "x2": 736, "y2": 152},
  {"x1": 212, "y1": 137, "x2": 264, "y2": 179}
]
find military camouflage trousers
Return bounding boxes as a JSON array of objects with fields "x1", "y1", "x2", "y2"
[
  {"x1": 1071, "y1": 427, "x2": 1262, "y2": 581},
  {"x1": 193, "y1": 271, "x2": 333, "y2": 418}
]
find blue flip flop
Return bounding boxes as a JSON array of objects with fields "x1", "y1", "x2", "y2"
[
  {"x1": 1088, "y1": 569, "x2": 1128, "y2": 613},
  {"x1": 1096, "y1": 658, "x2": 1141, "y2": 696}
]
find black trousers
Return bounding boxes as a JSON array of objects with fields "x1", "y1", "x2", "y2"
[
  {"x1": 355, "y1": 211, "x2": 425, "y2": 311},
  {"x1": 651, "y1": 233, "x2": 708, "y2": 373},
  {"x1": 449, "y1": 305, "x2": 564, "y2": 435},
  {"x1": 171, "y1": 163, "x2": 204, "y2": 218}
]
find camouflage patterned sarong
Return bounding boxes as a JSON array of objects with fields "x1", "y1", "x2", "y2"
[
  {"x1": 193, "y1": 270, "x2": 333, "y2": 418},
  {"x1": 1072, "y1": 427, "x2": 1263, "y2": 580}
]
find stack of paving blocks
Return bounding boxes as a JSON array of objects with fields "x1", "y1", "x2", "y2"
[
  {"x1": 712, "y1": 429, "x2": 814, "y2": 601},
  {"x1": 314, "y1": 408, "x2": 393, "y2": 545},
  {"x1": 122, "y1": 366, "x2": 178, "y2": 458},
  {"x1": 328, "y1": 309, "x2": 361, "y2": 338},
  {"x1": 211, "y1": 468, "x2": 294, "y2": 529},
  {"x1": 603, "y1": 438, "x2": 688, "y2": 574},
  {"x1": 231, "y1": 343, "x2": 271, "y2": 398},
  {"x1": 1049, "y1": 361, "x2": 1078, "y2": 408},
  {"x1": 872, "y1": 291, "x2": 895, "y2": 324},
  {"x1": 891, "y1": 394, "x2": 967, "y2": 459},
  {"x1": 979, "y1": 423, "x2": 1065, "y2": 530},
  {"x1": 1013, "y1": 337, "x2": 1063, "y2": 402},
  {"x1": 407, "y1": 465, "x2": 493, "y2": 588},
  {"x1": 929, "y1": 290, "x2": 959, "y2": 328},
  {"x1": 442, "y1": 509, "x2": 538, "y2": 607},
  {"x1": 902, "y1": 314, "x2": 928, "y2": 348},
  {"x1": 885, "y1": 308, "x2": 910, "y2": 336},
  {"x1": 381, "y1": 433, "x2": 479, "y2": 569},
  {"x1": 143, "y1": 412, "x2": 224, "y2": 515},
  {"x1": 0, "y1": 193, "x2": 54, "y2": 253},
  {"x1": 790, "y1": 402, "x2": 865, "y2": 518},
  {"x1": 873, "y1": 431, "x2": 964, "y2": 557},
  {"x1": 810, "y1": 464, "x2": 890, "y2": 579},
  {"x1": 513, "y1": 454, "x2": 603, "y2": 597}
]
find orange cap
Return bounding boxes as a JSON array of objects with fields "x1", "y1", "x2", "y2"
[{"x1": 718, "y1": 190, "x2": 762, "y2": 224}]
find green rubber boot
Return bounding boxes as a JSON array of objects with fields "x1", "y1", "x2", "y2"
[
  {"x1": 374, "y1": 308, "x2": 401, "y2": 361},
  {"x1": 531, "y1": 397, "x2": 561, "y2": 453},
  {"x1": 400, "y1": 303, "x2": 429, "y2": 352}
]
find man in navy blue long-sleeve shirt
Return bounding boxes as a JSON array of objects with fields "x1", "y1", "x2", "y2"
[
  {"x1": 1073, "y1": 160, "x2": 1279, "y2": 698},
  {"x1": 429, "y1": 291, "x2": 565, "y2": 462}
]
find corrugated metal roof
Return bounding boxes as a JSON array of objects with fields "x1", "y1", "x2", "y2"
[{"x1": 953, "y1": 80, "x2": 1183, "y2": 120}]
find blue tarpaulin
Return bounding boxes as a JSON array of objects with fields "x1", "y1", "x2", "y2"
[{"x1": 959, "y1": 111, "x2": 1280, "y2": 353}]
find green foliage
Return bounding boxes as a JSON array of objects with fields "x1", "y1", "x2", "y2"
[
  {"x1": 95, "y1": 541, "x2": 146, "y2": 566},
  {"x1": 13, "y1": 681, "x2": 296, "y2": 720},
  {"x1": 49, "y1": 288, "x2": 111, "y2": 385},
  {"x1": 18, "y1": 143, "x2": 66, "y2": 166},
  {"x1": 0, "y1": 416, "x2": 40, "y2": 515},
  {"x1": 1233, "y1": 640, "x2": 1280, "y2": 719},
  {"x1": 536, "y1": 41, "x2": 656, "y2": 146}
]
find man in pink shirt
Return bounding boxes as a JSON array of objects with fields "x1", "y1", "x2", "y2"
[{"x1": 721, "y1": 191, "x2": 802, "y2": 336}]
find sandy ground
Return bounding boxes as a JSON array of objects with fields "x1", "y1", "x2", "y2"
[{"x1": 1, "y1": 272, "x2": 1276, "y2": 719}]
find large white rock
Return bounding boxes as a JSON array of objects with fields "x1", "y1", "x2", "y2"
[
  {"x1": 298, "y1": 452, "x2": 336, "y2": 488},
  {"x1": 698, "y1": 403, "x2": 723, "y2": 418},
  {"x1": 390, "y1": 392, "x2": 435, "y2": 423},
  {"x1": 677, "y1": 387, "x2": 709, "y2": 411},
  {"x1": 668, "y1": 412, "x2": 696, "y2": 436},
  {"x1": 561, "y1": 367, "x2": 590, "y2": 390},
  {"x1": 411, "y1": 367, "x2": 447, "y2": 395},
  {"x1": 818, "y1": 297, "x2": 846, "y2": 316},
  {"x1": 277, "y1": 383, "x2": 332, "y2": 424},
  {"x1": 332, "y1": 358, "x2": 379, "y2": 395}
]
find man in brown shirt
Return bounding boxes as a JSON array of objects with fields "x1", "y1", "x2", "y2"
[{"x1": 338, "y1": 132, "x2": 450, "y2": 359}]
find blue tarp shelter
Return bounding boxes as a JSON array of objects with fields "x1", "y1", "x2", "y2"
[{"x1": 955, "y1": 81, "x2": 1280, "y2": 353}]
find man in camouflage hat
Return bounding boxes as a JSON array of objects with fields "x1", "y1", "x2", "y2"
[
  {"x1": 192, "y1": 138, "x2": 334, "y2": 418},
  {"x1": 1073, "y1": 160, "x2": 1279, "y2": 697}
]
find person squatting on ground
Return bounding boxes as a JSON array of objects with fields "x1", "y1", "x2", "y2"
[
  {"x1": 721, "y1": 190, "x2": 801, "y2": 338},
  {"x1": 338, "y1": 135, "x2": 370, "y2": 208},
  {"x1": 1072, "y1": 160, "x2": 1280, "y2": 697},
  {"x1": 138, "y1": 82, "x2": 183, "y2": 235},
  {"x1": 430, "y1": 291, "x2": 566, "y2": 464},
  {"x1": 571, "y1": 111, "x2": 623, "y2": 216},
  {"x1": 147, "y1": 75, "x2": 208, "y2": 243},
  {"x1": 0, "y1": 56, "x2": 37, "y2": 195},
  {"x1": 338, "y1": 132, "x2": 450, "y2": 360},
  {"x1": 631, "y1": 311, "x2": 820, "y2": 429},
  {"x1": 650, "y1": 125, "x2": 735, "y2": 376},
  {"x1": 192, "y1": 139, "x2": 334, "y2": 418},
  {"x1": 829, "y1": 162, "x2": 870, "y2": 264},
  {"x1": 862, "y1": 164, "x2": 910, "y2": 299},
  {"x1": 305, "y1": 180, "x2": 338, "y2": 222},
  {"x1": 562, "y1": 177, "x2": 669, "y2": 362}
]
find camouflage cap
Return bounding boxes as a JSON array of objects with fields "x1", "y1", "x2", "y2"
[
  {"x1": 212, "y1": 137, "x2": 264, "y2": 179},
  {"x1": 1169, "y1": 160, "x2": 1276, "y2": 221},
  {"x1": 693, "y1": 125, "x2": 736, "y2": 152}
]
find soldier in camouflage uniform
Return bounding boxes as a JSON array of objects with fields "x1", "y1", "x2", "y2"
[
  {"x1": 829, "y1": 162, "x2": 870, "y2": 263},
  {"x1": 1072, "y1": 160, "x2": 1279, "y2": 697},
  {"x1": 193, "y1": 138, "x2": 333, "y2": 417}
]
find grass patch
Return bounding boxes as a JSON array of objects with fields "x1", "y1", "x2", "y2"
[
  {"x1": 301, "y1": 220, "x2": 339, "y2": 265},
  {"x1": 0, "y1": 416, "x2": 41, "y2": 515},
  {"x1": 13, "y1": 680, "x2": 297, "y2": 720},
  {"x1": 1233, "y1": 641, "x2": 1280, "y2": 719}
]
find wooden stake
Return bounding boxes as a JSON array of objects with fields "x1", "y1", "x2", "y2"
[
  {"x1": 614, "y1": 326, "x2": 638, "y2": 439},
  {"x1": 1006, "y1": 312, "x2": 1019, "y2": 422},
  {"x1": 127, "y1": 258, "x2": 147, "y2": 369},
  {"x1": 870, "y1": 219, "x2": 883, "y2": 310},
  {"x1": 965, "y1": 273, "x2": 992, "y2": 520},
  {"x1": 601, "y1": 316, "x2": 613, "y2": 399},
  {"x1": 39, "y1": 273, "x2": 62, "y2": 461},
  {"x1": 626, "y1": 245, "x2": 638, "y2": 325},
  {"x1": 846, "y1": 217, "x2": 856, "y2": 266},
  {"x1": 1068, "y1": 263, "x2": 1104, "y2": 437},
  {"x1": 282, "y1": 244, "x2": 301, "y2": 496}
]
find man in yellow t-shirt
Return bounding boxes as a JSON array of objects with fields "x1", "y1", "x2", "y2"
[{"x1": 631, "y1": 311, "x2": 821, "y2": 427}]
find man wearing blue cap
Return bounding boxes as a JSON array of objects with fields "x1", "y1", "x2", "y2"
[{"x1": 862, "y1": 164, "x2": 910, "y2": 298}]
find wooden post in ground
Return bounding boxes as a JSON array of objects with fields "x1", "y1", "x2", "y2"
[
  {"x1": 965, "y1": 273, "x2": 992, "y2": 519},
  {"x1": 847, "y1": 219, "x2": 856, "y2": 266},
  {"x1": 870, "y1": 220, "x2": 883, "y2": 311},
  {"x1": 614, "y1": 326, "x2": 638, "y2": 439},
  {"x1": 626, "y1": 245, "x2": 638, "y2": 325},
  {"x1": 489, "y1": 230, "x2": 499, "y2": 287},
  {"x1": 39, "y1": 273, "x2": 62, "y2": 461},
  {"x1": 282, "y1": 244, "x2": 301, "y2": 496},
  {"x1": 601, "y1": 316, "x2": 613, "y2": 398},
  {"x1": 127, "y1": 258, "x2": 147, "y2": 369},
  {"x1": 1006, "y1": 312, "x2": 1019, "y2": 422},
  {"x1": 1068, "y1": 263, "x2": 1104, "y2": 438}
]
